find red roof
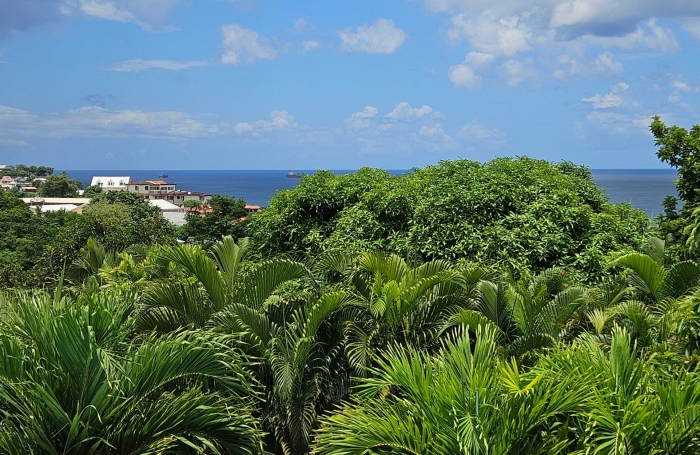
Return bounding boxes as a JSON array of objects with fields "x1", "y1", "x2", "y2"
[{"x1": 1, "y1": 176, "x2": 14, "y2": 182}]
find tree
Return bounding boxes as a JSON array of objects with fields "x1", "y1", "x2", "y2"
[
  {"x1": 651, "y1": 116, "x2": 700, "y2": 208},
  {"x1": 0, "y1": 290, "x2": 264, "y2": 454},
  {"x1": 84, "y1": 191, "x2": 175, "y2": 250},
  {"x1": 250, "y1": 159, "x2": 649, "y2": 281},
  {"x1": 182, "y1": 199, "x2": 202, "y2": 209},
  {"x1": 314, "y1": 325, "x2": 588, "y2": 454},
  {"x1": 82, "y1": 185, "x2": 102, "y2": 198},
  {"x1": 178, "y1": 195, "x2": 248, "y2": 246},
  {"x1": 39, "y1": 172, "x2": 81, "y2": 197}
]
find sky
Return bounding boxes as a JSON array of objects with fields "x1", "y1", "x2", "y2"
[{"x1": 0, "y1": 0, "x2": 699, "y2": 170}]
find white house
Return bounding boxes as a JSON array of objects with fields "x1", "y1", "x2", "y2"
[
  {"x1": 90, "y1": 176, "x2": 130, "y2": 191},
  {"x1": 148, "y1": 199, "x2": 187, "y2": 226}
]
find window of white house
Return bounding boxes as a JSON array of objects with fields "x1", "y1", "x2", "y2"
[
  {"x1": 135, "y1": 186, "x2": 139, "y2": 191},
  {"x1": 145, "y1": 186, "x2": 149, "y2": 190}
]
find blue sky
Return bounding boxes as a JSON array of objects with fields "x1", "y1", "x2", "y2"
[{"x1": 0, "y1": 0, "x2": 699, "y2": 169}]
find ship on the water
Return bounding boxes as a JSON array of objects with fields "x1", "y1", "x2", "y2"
[
  {"x1": 286, "y1": 170, "x2": 303, "y2": 178},
  {"x1": 159, "y1": 173, "x2": 168, "y2": 178}
]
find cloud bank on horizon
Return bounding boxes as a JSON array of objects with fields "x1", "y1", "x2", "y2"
[{"x1": 0, "y1": 0, "x2": 698, "y2": 169}]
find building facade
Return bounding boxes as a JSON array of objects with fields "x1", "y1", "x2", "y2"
[{"x1": 126, "y1": 180, "x2": 207, "y2": 206}]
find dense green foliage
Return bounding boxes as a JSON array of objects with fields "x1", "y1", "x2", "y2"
[
  {"x1": 0, "y1": 191, "x2": 80, "y2": 286},
  {"x1": 250, "y1": 158, "x2": 649, "y2": 281},
  {"x1": 39, "y1": 172, "x2": 82, "y2": 197},
  {"x1": 1, "y1": 164, "x2": 53, "y2": 178},
  {"x1": 2, "y1": 233, "x2": 699, "y2": 455},
  {"x1": 5, "y1": 138, "x2": 700, "y2": 454},
  {"x1": 82, "y1": 184, "x2": 103, "y2": 198},
  {"x1": 178, "y1": 195, "x2": 248, "y2": 247},
  {"x1": 0, "y1": 190, "x2": 175, "y2": 288}
]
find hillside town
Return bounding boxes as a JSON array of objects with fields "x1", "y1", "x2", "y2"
[{"x1": 1, "y1": 166, "x2": 261, "y2": 226}]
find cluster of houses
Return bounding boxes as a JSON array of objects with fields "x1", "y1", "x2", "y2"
[
  {"x1": 0, "y1": 175, "x2": 45, "y2": 193},
  {"x1": 11, "y1": 174, "x2": 261, "y2": 227}
]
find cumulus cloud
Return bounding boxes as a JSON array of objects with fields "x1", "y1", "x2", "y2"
[
  {"x1": 0, "y1": 104, "x2": 224, "y2": 141},
  {"x1": 302, "y1": 40, "x2": 319, "y2": 51},
  {"x1": 671, "y1": 79, "x2": 700, "y2": 93},
  {"x1": 221, "y1": 24, "x2": 278, "y2": 65},
  {"x1": 577, "y1": 111, "x2": 651, "y2": 138},
  {"x1": 111, "y1": 59, "x2": 209, "y2": 72},
  {"x1": 684, "y1": 17, "x2": 700, "y2": 39},
  {"x1": 351, "y1": 106, "x2": 378, "y2": 118},
  {"x1": 343, "y1": 103, "x2": 457, "y2": 153},
  {"x1": 448, "y1": 52, "x2": 495, "y2": 88},
  {"x1": 234, "y1": 110, "x2": 300, "y2": 136},
  {"x1": 458, "y1": 120, "x2": 505, "y2": 143},
  {"x1": 418, "y1": 0, "x2": 694, "y2": 88},
  {"x1": 386, "y1": 102, "x2": 434, "y2": 119},
  {"x1": 502, "y1": 59, "x2": 538, "y2": 86},
  {"x1": 293, "y1": 17, "x2": 313, "y2": 33},
  {"x1": 553, "y1": 51, "x2": 624, "y2": 80},
  {"x1": 338, "y1": 18, "x2": 406, "y2": 54},
  {"x1": 448, "y1": 13, "x2": 532, "y2": 56},
  {"x1": 582, "y1": 82, "x2": 629, "y2": 109},
  {"x1": 419, "y1": 0, "x2": 700, "y2": 36}
]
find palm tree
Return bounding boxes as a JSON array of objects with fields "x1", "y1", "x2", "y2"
[
  {"x1": 341, "y1": 252, "x2": 471, "y2": 373},
  {"x1": 211, "y1": 274, "x2": 354, "y2": 455},
  {"x1": 137, "y1": 236, "x2": 312, "y2": 332},
  {"x1": 0, "y1": 289, "x2": 263, "y2": 454},
  {"x1": 67, "y1": 237, "x2": 116, "y2": 286},
  {"x1": 444, "y1": 267, "x2": 589, "y2": 365},
  {"x1": 314, "y1": 325, "x2": 587, "y2": 454},
  {"x1": 602, "y1": 237, "x2": 700, "y2": 348},
  {"x1": 539, "y1": 328, "x2": 700, "y2": 454}
]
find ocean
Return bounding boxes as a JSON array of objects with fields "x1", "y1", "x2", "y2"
[{"x1": 62, "y1": 169, "x2": 679, "y2": 218}]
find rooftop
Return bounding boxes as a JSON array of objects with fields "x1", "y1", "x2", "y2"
[
  {"x1": 91, "y1": 176, "x2": 130, "y2": 187},
  {"x1": 148, "y1": 199, "x2": 183, "y2": 211},
  {"x1": 130, "y1": 180, "x2": 172, "y2": 185},
  {"x1": 21, "y1": 197, "x2": 92, "y2": 205}
]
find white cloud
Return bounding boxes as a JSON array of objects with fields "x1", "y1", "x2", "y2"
[
  {"x1": 338, "y1": 18, "x2": 406, "y2": 54},
  {"x1": 448, "y1": 52, "x2": 495, "y2": 88},
  {"x1": 582, "y1": 83, "x2": 629, "y2": 109},
  {"x1": 302, "y1": 40, "x2": 319, "y2": 51},
  {"x1": 0, "y1": 138, "x2": 28, "y2": 146},
  {"x1": 448, "y1": 12, "x2": 532, "y2": 56},
  {"x1": 293, "y1": 17, "x2": 312, "y2": 33},
  {"x1": 502, "y1": 59, "x2": 537, "y2": 86},
  {"x1": 458, "y1": 120, "x2": 505, "y2": 142},
  {"x1": 554, "y1": 51, "x2": 624, "y2": 80},
  {"x1": 221, "y1": 23, "x2": 278, "y2": 65},
  {"x1": 343, "y1": 104, "x2": 457, "y2": 153},
  {"x1": 234, "y1": 110, "x2": 300, "y2": 136},
  {"x1": 684, "y1": 17, "x2": 700, "y2": 39},
  {"x1": 61, "y1": 0, "x2": 182, "y2": 31},
  {"x1": 386, "y1": 102, "x2": 434, "y2": 119},
  {"x1": 79, "y1": 1, "x2": 134, "y2": 22},
  {"x1": 671, "y1": 79, "x2": 700, "y2": 93},
  {"x1": 111, "y1": 59, "x2": 209, "y2": 72},
  {"x1": 579, "y1": 111, "x2": 651, "y2": 137},
  {"x1": 351, "y1": 106, "x2": 378, "y2": 118},
  {"x1": 0, "y1": 104, "x2": 223, "y2": 141}
]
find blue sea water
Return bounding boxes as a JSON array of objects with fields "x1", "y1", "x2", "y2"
[{"x1": 62, "y1": 169, "x2": 679, "y2": 217}]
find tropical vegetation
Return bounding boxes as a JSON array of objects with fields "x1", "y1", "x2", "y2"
[{"x1": 2, "y1": 120, "x2": 700, "y2": 454}]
